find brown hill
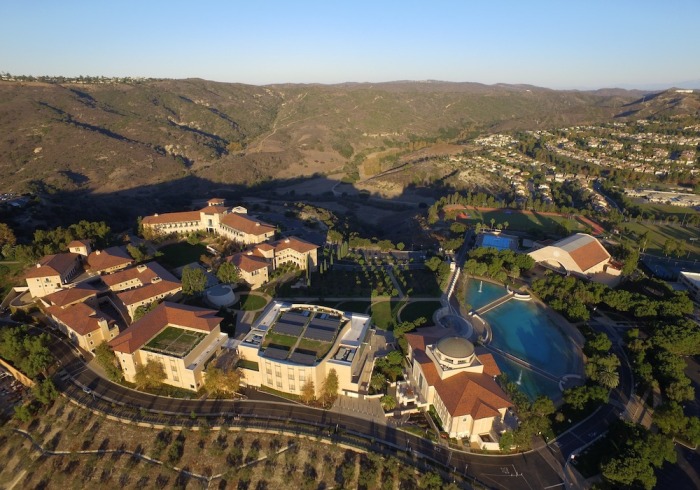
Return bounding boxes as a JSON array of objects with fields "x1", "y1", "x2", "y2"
[{"x1": 0, "y1": 78, "x2": 685, "y2": 198}]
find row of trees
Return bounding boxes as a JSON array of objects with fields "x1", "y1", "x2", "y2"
[
  {"x1": 2, "y1": 220, "x2": 112, "y2": 262},
  {"x1": 0, "y1": 325, "x2": 53, "y2": 378},
  {"x1": 464, "y1": 247, "x2": 535, "y2": 284},
  {"x1": 299, "y1": 368, "x2": 339, "y2": 408}
]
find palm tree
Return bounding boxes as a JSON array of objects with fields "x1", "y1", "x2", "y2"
[
  {"x1": 503, "y1": 221, "x2": 509, "y2": 232},
  {"x1": 490, "y1": 218, "x2": 496, "y2": 230},
  {"x1": 597, "y1": 368, "x2": 619, "y2": 389}
]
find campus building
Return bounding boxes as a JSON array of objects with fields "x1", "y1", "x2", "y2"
[
  {"x1": 25, "y1": 253, "x2": 83, "y2": 298},
  {"x1": 101, "y1": 262, "x2": 182, "y2": 322},
  {"x1": 679, "y1": 271, "x2": 700, "y2": 302},
  {"x1": 237, "y1": 301, "x2": 374, "y2": 398},
  {"x1": 225, "y1": 236, "x2": 319, "y2": 290},
  {"x1": 528, "y1": 233, "x2": 620, "y2": 283},
  {"x1": 40, "y1": 283, "x2": 121, "y2": 353},
  {"x1": 109, "y1": 302, "x2": 228, "y2": 391},
  {"x1": 87, "y1": 246, "x2": 134, "y2": 274},
  {"x1": 405, "y1": 328, "x2": 511, "y2": 449},
  {"x1": 141, "y1": 199, "x2": 275, "y2": 245}
]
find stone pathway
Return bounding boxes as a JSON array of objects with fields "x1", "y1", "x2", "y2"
[{"x1": 330, "y1": 395, "x2": 387, "y2": 425}]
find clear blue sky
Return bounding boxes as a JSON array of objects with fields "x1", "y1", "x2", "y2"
[{"x1": 1, "y1": 0, "x2": 699, "y2": 89}]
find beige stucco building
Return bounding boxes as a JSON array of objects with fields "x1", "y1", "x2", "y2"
[
  {"x1": 109, "y1": 302, "x2": 228, "y2": 391},
  {"x1": 528, "y1": 233, "x2": 620, "y2": 283},
  {"x1": 405, "y1": 328, "x2": 511, "y2": 449},
  {"x1": 101, "y1": 262, "x2": 182, "y2": 322},
  {"x1": 141, "y1": 199, "x2": 275, "y2": 245},
  {"x1": 225, "y1": 236, "x2": 319, "y2": 290},
  {"x1": 41, "y1": 283, "x2": 120, "y2": 353},
  {"x1": 25, "y1": 253, "x2": 83, "y2": 298},
  {"x1": 237, "y1": 301, "x2": 374, "y2": 398}
]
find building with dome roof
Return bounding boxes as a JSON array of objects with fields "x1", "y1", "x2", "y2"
[{"x1": 405, "y1": 327, "x2": 511, "y2": 449}]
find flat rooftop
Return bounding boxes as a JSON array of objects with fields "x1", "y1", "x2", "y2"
[
  {"x1": 142, "y1": 326, "x2": 206, "y2": 358},
  {"x1": 242, "y1": 301, "x2": 372, "y2": 366}
]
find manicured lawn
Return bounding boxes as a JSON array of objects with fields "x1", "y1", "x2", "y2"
[
  {"x1": 371, "y1": 299, "x2": 406, "y2": 330},
  {"x1": 296, "y1": 338, "x2": 333, "y2": 359},
  {"x1": 237, "y1": 359, "x2": 259, "y2": 371},
  {"x1": 458, "y1": 208, "x2": 586, "y2": 235},
  {"x1": 262, "y1": 332, "x2": 297, "y2": 348},
  {"x1": 158, "y1": 242, "x2": 208, "y2": 267},
  {"x1": 335, "y1": 300, "x2": 371, "y2": 314},
  {"x1": 234, "y1": 294, "x2": 268, "y2": 311},
  {"x1": 620, "y1": 222, "x2": 700, "y2": 260},
  {"x1": 397, "y1": 269, "x2": 442, "y2": 297},
  {"x1": 399, "y1": 301, "x2": 441, "y2": 324}
]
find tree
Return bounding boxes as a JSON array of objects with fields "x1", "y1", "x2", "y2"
[
  {"x1": 320, "y1": 368, "x2": 339, "y2": 407},
  {"x1": 181, "y1": 265, "x2": 207, "y2": 296},
  {"x1": 586, "y1": 333, "x2": 612, "y2": 354},
  {"x1": 370, "y1": 373, "x2": 387, "y2": 392},
  {"x1": 126, "y1": 243, "x2": 148, "y2": 262},
  {"x1": 216, "y1": 261, "x2": 241, "y2": 284},
  {"x1": 204, "y1": 364, "x2": 242, "y2": 396},
  {"x1": 380, "y1": 394, "x2": 397, "y2": 411},
  {"x1": 300, "y1": 379, "x2": 315, "y2": 404},
  {"x1": 134, "y1": 360, "x2": 166, "y2": 389},
  {"x1": 0, "y1": 222, "x2": 16, "y2": 248},
  {"x1": 32, "y1": 378, "x2": 58, "y2": 405},
  {"x1": 499, "y1": 430, "x2": 515, "y2": 451},
  {"x1": 133, "y1": 301, "x2": 160, "y2": 322},
  {"x1": 94, "y1": 342, "x2": 123, "y2": 382}
]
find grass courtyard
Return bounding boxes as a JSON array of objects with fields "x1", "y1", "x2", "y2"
[
  {"x1": 157, "y1": 242, "x2": 208, "y2": 268},
  {"x1": 234, "y1": 294, "x2": 268, "y2": 311},
  {"x1": 399, "y1": 301, "x2": 442, "y2": 324},
  {"x1": 144, "y1": 326, "x2": 206, "y2": 357},
  {"x1": 371, "y1": 299, "x2": 406, "y2": 330}
]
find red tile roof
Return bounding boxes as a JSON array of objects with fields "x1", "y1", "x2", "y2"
[
  {"x1": 116, "y1": 278, "x2": 182, "y2": 307},
  {"x1": 406, "y1": 328, "x2": 511, "y2": 419},
  {"x1": 200, "y1": 205, "x2": 229, "y2": 215},
  {"x1": 25, "y1": 253, "x2": 80, "y2": 279},
  {"x1": 47, "y1": 302, "x2": 114, "y2": 336},
  {"x1": 109, "y1": 302, "x2": 221, "y2": 354},
  {"x1": 142, "y1": 211, "x2": 202, "y2": 225},
  {"x1": 42, "y1": 283, "x2": 98, "y2": 308},
  {"x1": 67, "y1": 239, "x2": 91, "y2": 249},
  {"x1": 87, "y1": 246, "x2": 134, "y2": 272},
  {"x1": 220, "y1": 213, "x2": 276, "y2": 237},
  {"x1": 436, "y1": 372, "x2": 510, "y2": 418},
  {"x1": 568, "y1": 240, "x2": 610, "y2": 272},
  {"x1": 101, "y1": 262, "x2": 177, "y2": 289},
  {"x1": 227, "y1": 252, "x2": 270, "y2": 273},
  {"x1": 272, "y1": 236, "x2": 319, "y2": 254}
]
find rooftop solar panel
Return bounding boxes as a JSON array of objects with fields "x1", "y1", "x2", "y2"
[
  {"x1": 274, "y1": 322, "x2": 304, "y2": 336},
  {"x1": 289, "y1": 351, "x2": 316, "y2": 366},
  {"x1": 263, "y1": 347, "x2": 289, "y2": 360},
  {"x1": 304, "y1": 327, "x2": 335, "y2": 342},
  {"x1": 309, "y1": 317, "x2": 340, "y2": 329},
  {"x1": 280, "y1": 312, "x2": 309, "y2": 325}
]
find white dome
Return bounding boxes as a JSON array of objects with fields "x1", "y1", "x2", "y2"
[{"x1": 206, "y1": 284, "x2": 236, "y2": 308}]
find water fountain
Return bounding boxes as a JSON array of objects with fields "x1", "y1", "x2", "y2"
[
  {"x1": 516, "y1": 370, "x2": 523, "y2": 386},
  {"x1": 479, "y1": 280, "x2": 483, "y2": 293}
]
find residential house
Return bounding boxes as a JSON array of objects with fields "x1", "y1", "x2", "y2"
[{"x1": 25, "y1": 253, "x2": 82, "y2": 298}]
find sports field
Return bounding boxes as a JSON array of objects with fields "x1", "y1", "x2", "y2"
[
  {"x1": 621, "y1": 222, "x2": 700, "y2": 260},
  {"x1": 144, "y1": 326, "x2": 206, "y2": 357},
  {"x1": 457, "y1": 207, "x2": 589, "y2": 235}
]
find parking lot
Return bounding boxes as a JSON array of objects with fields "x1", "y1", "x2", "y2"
[{"x1": 0, "y1": 368, "x2": 29, "y2": 419}]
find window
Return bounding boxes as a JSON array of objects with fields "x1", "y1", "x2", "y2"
[
  {"x1": 267, "y1": 375, "x2": 273, "y2": 385},
  {"x1": 289, "y1": 383, "x2": 295, "y2": 391},
  {"x1": 276, "y1": 380, "x2": 282, "y2": 389}
]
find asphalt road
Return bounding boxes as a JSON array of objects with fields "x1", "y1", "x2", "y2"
[{"x1": 48, "y1": 331, "x2": 565, "y2": 490}]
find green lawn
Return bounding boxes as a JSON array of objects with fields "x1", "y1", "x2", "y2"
[
  {"x1": 458, "y1": 208, "x2": 585, "y2": 235},
  {"x1": 634, "y1": 202, "x2": 700, "y2": 219},
  {"x1": 158, "y1": 242, "x2": 208, "y2": 267},
  {"x1": 0, "y1": 261, "x2": 25, "y2": 298},
  {"x1": 296, "y1": 338, "x2": 333, "y2": 359},
  {"x1": 335, "y1": 300, "x2": 371, "y2": 314},
  {"x1": 371, "y1": 299, "x2": 406, "y2": 330},
  {"x1": 262, "y1": 332, "x2": 297, "y2": 349},
  {"x1": 620, "y1": 222, "x2": 700, "y2": 260},
  {"x1": 234, "y1": 294, "x2": 268, "y2": 311},
  {"x1": 144, "y1": 326, "x2": 205, "y2": 356},
  {"x1": 399, "y1": 301, "x2": 441, "y2": 324},
  {"x1": 237, "y1": 359, "x2": 259, "y2": 371}
]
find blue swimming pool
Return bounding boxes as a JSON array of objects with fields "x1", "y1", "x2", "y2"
[
  {"x1": 466, "y1": 279, "x2": 582, "y2": 399},
  {"x1": 481, "y1": 234, "x2": 514, "y2": 251},
  {"x1": 465, "y1": 280, "x2": 508, "y2": 310}
]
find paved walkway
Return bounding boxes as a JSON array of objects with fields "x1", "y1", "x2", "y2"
[{"x1": 330, "y1": 395, "x2": 387, "y2": 424}]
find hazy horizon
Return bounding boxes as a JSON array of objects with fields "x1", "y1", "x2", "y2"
[{"x1": 1, "y1": 1, "x2": 699, "y2": 91}]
